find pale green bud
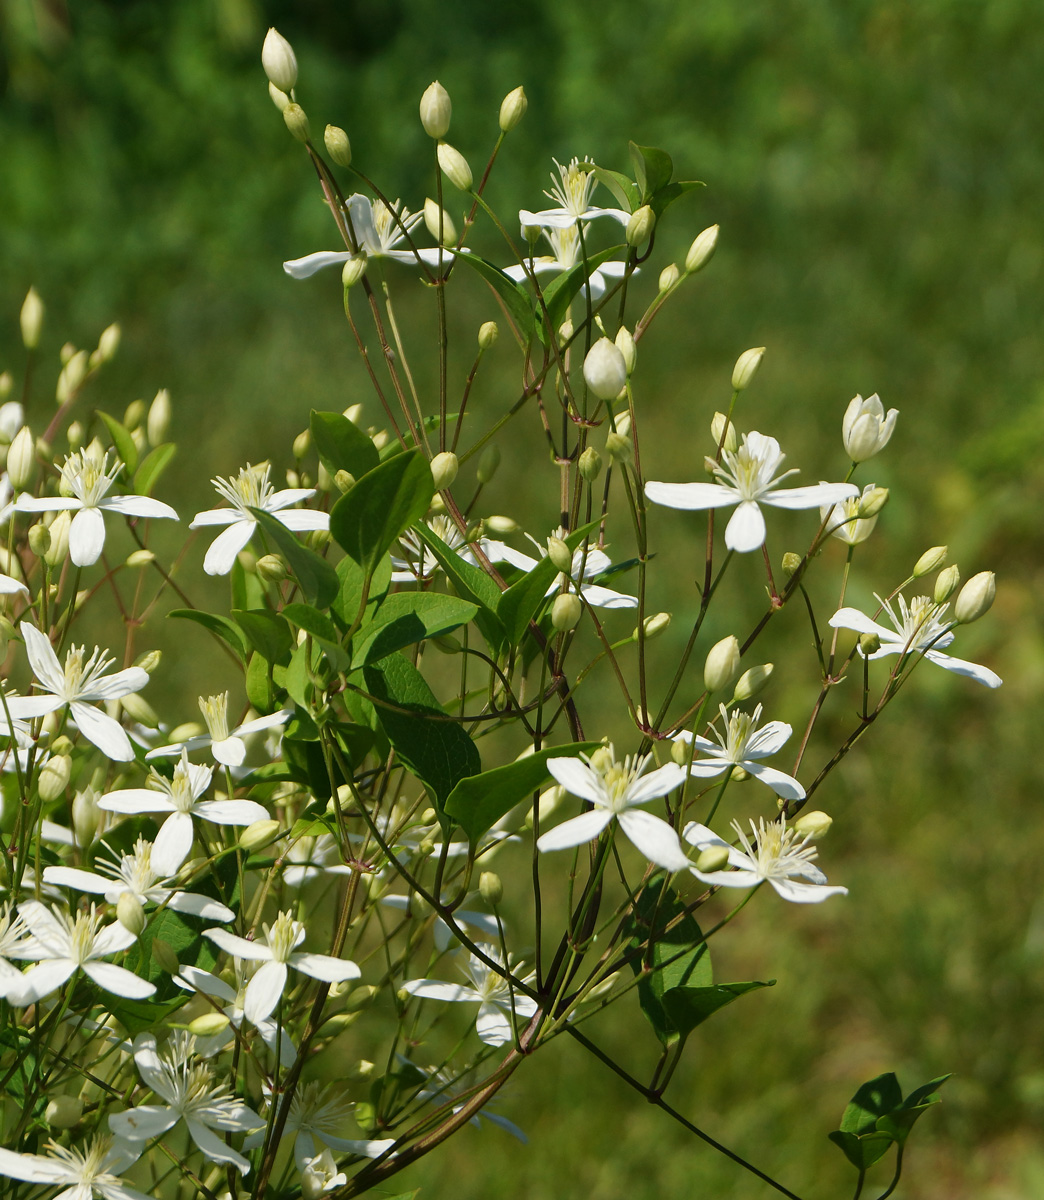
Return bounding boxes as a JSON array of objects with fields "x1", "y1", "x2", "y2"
[
  {"x1": 547, "y1": 536, "x2": 572, "y2": 574},
  {"x1": 551, "y1": 592, "x2": 582, "y2": 631},
  {"x1": 437, "y1": 141, "x2": 473, "y2": 191},
  {"x1": 615, "y1": 326, "x2": 636, "y2": 375},
  {"x1": 188, "y1": 1012, "x2": 231, "y2": 1038},
  {"x1": 704, "y1": 634, "x2": 740, "y2": 693},
  {"x1": 144, "y1": 388, "x2": 170, "y2": 446},
  {"x1": 256, "y1": 553, "x2": 289, "y2": 583},
  {"x1": 345, "y1": 983, "x2": 379, "y2": 1012},
  {"x1": 733, "y1": 662, "x2": 773, "y2": 703},
  {"x1": 424, "y1": 197, "x2": 456, "y2": 245},
  {"x1": 56, "y1": 349, "x2": 88, "y2": 404},
  {"x1": 96, "y1": 323, "x2": 121, "y2": 364},
  {"x1": 262, "y1": 28, "x2": 298, "y2": 92},
  {"x1": 710, "y1": 411, "x2": 738, "y2": 453},
  {"x1": 125, "y1": 549, "x2": 155, "y2": 570},
  {"x1": 477, "y1": 444, "x2": 500, "y2": 484},
  {"x1": 20, "y1": 287, "x2": 44, "y2": 350},
  {"x1": 523, "y1": 223, "x2": 542, "y2": 246},
  {"x1": 0, "y1": 617, "x2": 14, "y2": 658},
  {"x1": 283, "y1": 103, "x2": 310, "y2": 143},
  {"x1": 44, "y1": 1096, "x2": 83, "y2": 1130},
  {"x1": 420, "y1": 81, "x2": 452, "y2": 138},
  {"x1": 464, "y1": 520, "x2": 484, "y2": 543},
  {"x1": 292, "y1": 429, "x2": 311, "y2": 459},
  {"x1": 66, "y1": 420, "x2": 84, "y2": 450},
  {"x1": 578, "y1": 446, "x2": 603, "y2": 481},
  {"x1": 119, "y1": 691, "x2": 159, "y2": 729},
  {"x1": 658, "y1": 263, "x2": 681, "y2": 292},
  {"x1": 934, "y1": 565, "x2": 961, "y2": 604},
  {"x1": 793, "y1": 810, "x2": 833, "y2": 840},
  {"x1": 641, "y1": 611, "x2": 672, "y2": 640},
  {"x1": 0, "y1": 373, "x2": 11, "y2": 400},
  {"x1": 10, "y1": 428, "x2": 37, "y2": 488},
  {"x1": 781, "y1": 552, "x2": 802, "y2": 577},
  {"x1": 71, "y1": 788, "x2": 100, "y2": 846},
  {"x1": 857, "y1": 485, "x2": 889, "y2": 518},
  {"x1": 28, "y1": 523, "x2": 51, "y2": 557},
  {"x1": 44, "y1": 510, "x2": 71, "y2": 567},
  {"x1": 478, "y1": 320, "x2": 499, "y2": 350},
  {"x1": 625, "y1": 204, "x2": 655, "y2": 247},
  {"x1": 558, "y1": 317, "x2": 574, "y2": 344},
  {"x1": 430, "y1": 450, "x2": 458, "y2": 490},
  {"x1": 334, "y1": 469, "x2": 356, "y2": 494},
  {"x1": 859, "y1": 631, "x2": 881, "y2": 655},
  {"x1": 605, "y1": 431, "x2": 632, "y2": 463},
  {"x1": 268, "y1": 81, "x2": 290, "y2": 111},
  {"x1": 59, "y1": 342, "x2": 76, "y2": 365},
  {"x1": 37, "y1": 755, "x2": 71, "y2": 803},
  {"x1": 134, "y1": 649, "x2": 162, "y2": 674},
  {"x1": 589, "y1": 746, "x2": 615, "y2": 774},
  {"x1": 499, "y1": 85, "x2": 527, "y2": 131},
  {"x1": 116, "y1": 892, "x2": 146, "y2": 937},
  {"x1": 685, "y1": 224, "x2": 719, "y2": 273},
  {"x1": 151, "y1": 938, "x2": 180, "y2": 973},
  {"x1": 954, "y1": 570, "x2": 996, "y2": 624},
  {"x1": 239, "y1": 819, "x2": 281, "y2": 853},
  {"x1": 123, "y1": 398, "x2": 145, "y2": 430},
  {"x1": 341, "y1": 253, "x2": 368, "y2": 288},
  {"x1": 913, "y1": 545, "x2": 948, "y2": 577},
  {"x1": 485, "y1": 514, "x2": 519, "y2": 535},
  {"x1": 324, "y1": 124, "x2": 352, "y2": 167},
  {"x1": 671, "y1": 738, "x2": 690, "y2": 765},
  {"x1": 842, "y1": 393, "x2": 898, "y2": 463},
  {"x1": 731, "y1": 346, "x2": 765, "y2": 392},
  {"x1": 584, "y1": 338, "x2": 628, "y2": 400},
  {"x1": 352, "y1": 1059, "x2": 376, "y2": 1080},
  {"x1": 479, "y1": 871, "x2": 503, "y2": 906},
  {"x1": 695, "y1": 845, "x2": 730, "y2": 873}
]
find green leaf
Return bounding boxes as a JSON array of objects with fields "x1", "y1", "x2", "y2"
[
  {"x1": 590, "y1": 164, "x2": 640, "y2": 213},
  {"x1": 245, "y1": 650, "x2": 278, "y2": 714},
  {"x1": 840, "y1": 1073, "x2": 905, "y2": 1135},
  {"x1": 232, "y1": 609, "x2": 293, "y2": 665},
  {"x1": 283, "y1": 601, "x2": 350, "y2": 672},
  {"x1": 352, "y1": 592, "x2": 478, "y2": 667},
  {"x1": 364, "y1": 656, "x2": 480, "y2": 819},
  {"x1": 274, "y1": 639, "x2": 316, "y2": 711},
  {"x1": 167, "y1": 609, "x2": 246, "y2": 660},
  {"x1": 828, "y1": 1129, "x2": 895, "y2": 1172},
  {"x1": 330, "y1": 450, "x2": 434, "y2": 575},
  {"x1": 125, "y1": 906, "x2": 219, "y2": 996},
  {"x1": 876, "y1": 1074, "x2": 951, "y2": 1145},
  {"x1": 133, "y1": 443, "x2": 176, "y2": 496},
  {"x1": 283, "y1": 735, "x2": 341, "y2": 800},
  {"x1": 414, "y1": 524, "x2": 506, "y2": 652},
  {"x1": 331, "y1": 552, "x2": 391, "y2": 631},
  {"x1": 310, "y1": 410, "x2": 380, "y2": 480},
  {"x1": 448, "y1": 248, "x2": 535, "y2": 339},
  {"x1": 496, "y1": 519, "x2": 600, "y2": 645},
  {"x1": 106, "y1": 994, "x2": 189, "y2": 1038},
  {"x1": 250, "y1": 507, "x2": 338, "y2": 610},
  {"x1": 231, "y1": 555, "x2": 266, "y2": 611},
  {"x1": 540, "y1": 246, "x2": 630, "y2": 339},
  {"x1": 649, "y1": 179, "x2": 705, "y2": 219},
  {"x1": 660, "y1": 978, "x2": 774, "y2": 1036},
  {"x1": 97, "y1": 410, "x2": 139, "y2": 476},
  {"x1": 445, "y1": 742, "x2": 600, "y2": 842},
  {"x1": 629, "y1": 142, "x2": 674, "y2": 200}
]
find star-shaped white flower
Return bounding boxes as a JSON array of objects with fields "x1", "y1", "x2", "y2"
[
  {"x1": 6, "y1": 900, "x2": 155, "y2": 1005},
  {"x1": 504, "y1": 224, "x2": 629, "y2": 302},
  {"x1": 175, "y1": 962, "x2": 296, "y2": 1062},
  {"x1": 536, "y1": 745, "x2": 688, "y2": 870},
  {"x1": 0, "y1": 903, "x2": 31, "y2": 1000},
  {"x1": 645, "y1": 431, "x2": 858, "y2": 553},
  {"x1": 403, "y1": 944, "x2": 538, "y2": 1047},
  {"x1": 390, "y1": 514, "x2": 520, "y2": 585},
  {"x1": 0, "y1": 1136, "x2": 151, "y2": 1200},
  {"x1": 284, "y1": 193, "x2": 446, "y2": 279},
  {"x1": 828, "y1": 593, "x2": 1002, "y2": 688},
  {"x1": 15, "y1": 450, "x2": 178, "y2": 567},
  {"x1": 492, "y1": 534, "x2": 639, "y2": 610},
  {"x1": 821, "y1": 482, "x2": 879, "y2": 546},
  {"x1": 672, "y1": 703, "x2": 805, "y2": 800},
  {"x1": 518, "y1": 157, "x2": 629, "y2": 230},
  {"x1": 145, "y1": 692, "x2": 291, "y2": 768},
  {"x1": 203, "y1": 910, "x2": 361, "y2": 1024},
  {"x1": 685, "y1": 817, "x2": 848, "y2": 903},
  {"x1": 4, "y1": 621, "x2": 148, "y2": 761},
  {"x1": 109, "y1": 1032, "x2": 264, "y2": 1174},
  {"x1": 189, "y1": 462, "x2": 329, "y2": 576}
]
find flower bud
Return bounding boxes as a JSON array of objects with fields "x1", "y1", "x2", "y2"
[
  {"x1": 671, "y1": 737, "x2": 691, "y2": 765},
  {"x1": 934, "y1": 565, "x2": 961, "y2": 604},
  {"x1": 658, "y1": 263, "x2": 680, "y2": 292},
  {"x1": 324, "y1": 124, "x2": 352, "y2": 167},
  {"x1": 28, "y1": 523, "x2": 51, "y2": 557},
  {"x1": 483, "y1": 516, "x2": 517, "y2": 537},
  {"x1": 793, "y1": 810, "x2": 833, "y2": 840},
  {"x1": 70, "y1": 787, "x2": 101, "y2": 846},
  {"x1": 45, "y1": 1095, "x2": 84, "y2": 1130},
  {"x1": 44, "y1": 511, "x2": 71, "y2": 567},
  {"x1": 731, "y1": 346, "x2": 765, "y2": 392},
  {"x1": 605, "y1": 431, "x2": 632, "y2": 464},
  {"x1": 151, "y1": 938, "x2": 180, "y2": 973},
  {"x1": 120, "y1": 691, "x2": 159, "y2": 729},
  {"x1": 0, "y1": 375, "x2": 11, "y2": 402},
  {"x1": 732, "y1": 662, "x2": 773, "y2": 702},
  {"x1": 56, "y1": 350, "x2": 88, "y2": 404},
  {"x1": 547, "y1": 536, "x2": 573, "y2": 574},
  {"x1": 710, "y1": 411, "x2": 738, "y2": 453},
  {"x1": 578, "y1": 446, "x2": 603, "y2": 481},
  {"x1": 954, "y1": 570, "x2": 996, "y2": 624},
  {"x1": 134, "y1": 648, "x2": 162, "y2": 674},
  {"x1": 781, "y1": 551, "x2": 802, "y2": 578},
  {"x1": 262, "y1": 28, "x2": 298, "y2": 93},
  {"x1": 859, "y1": 631, "x2": 881, "y2": 655},
  {"x1": 641, "y1": 611, "x2": 672, "y2": 640},
  {"x1": 695, "y1": 845, "x2": 731, "y2": 874},
  {"x1": 290, "y1": 429, "x2": 311, "y2": 461},
  {"x1": 499, "y1": 85, "x2": 527, "y2": 132},
  {"x1": 913, "y1": 545, "x2": 948, "y2": 577},
  {"x1": 344, "y1": 983, "x2": 379, "y2": 1012},
  {"x1": 704, "y1": 634, "x2": 740, "y2": 693},
  {"x1": 420, "y1": 81, "x2": 452, "y2": 138},
  {"x1": 236, "y1": 819, "x2": 280, "y2": 855},
  {"x1": 125, "y1": 548, "x2": 155, "y2": 569},
  {"x1": 8, "y1": 427, "x2": 34, "y2": 493},
  {"x1": 685, "y1": 224, "x2": 719, "y2": 273},
  {"x1": 437, "y1": 142, "x2": 473, "y2": 191},
  {"x1": 842, "y1": 393, "x2": 898, "y2": 463},
  {"x1": 116, "y1": 892, "x2": 146, "y2": 937},
  {"x1": 615, "y1": 326, "x2": 636, "y2": 375},
  {"x1": 268, "y1": 82, "x2": 290, "y2": 111},
  {"x1": 143, "y1": 388, "x2": 170, "y2": 446},
  {"x1": 430, "y1": 451, "x2": 458, "y2": 490},
  {"x1": 188, "y1": 1012, "x2": 231, "y2": 1039},
  {"x1": 479, "y1": 871, "x2": 503, "y2": 906},
  {"x1": 583, "y1": 338, "x2": 628, "y2": 400},
  {"x1": 0, "y1": 399, "x2": 22, "y2": 443},
  {"x1": 477, "y1": 320, "x2": 499, "y2": 351},
  {"x1": 476, "y1": 445, "x2": 501, "y2": 485},
  {"x1": 256, "y1": 553, "x2": 288, "y2": 583},
  {"x1": 283, "y1": 103, "x2": 310, "y2": 143},
  {"x1": 431, "y1": 633, "x2": 462, "y2": 655},
  {"x1": 37, "y1": 754, "x2": 72, "y2": 803},
  {"x1": 123, "y1": 399, "x2": 145, "y2": 431},
  {"x1": 96, "y1": 323, "x2": 121, "y2": 364},
  {"x1": 551, "y1": 592, "x2": 582, "y2": 631},
  {"x1": 625, "y1": 204, "x2": 655, "y2": 247},
  {"x1": 423, "y1": 197, "x2": 456, "y2": 246},
  {"x1": 857, "y1": 485, "x2": 889, "y2": 518},
  {"x1": 20, "y1": 287, "x2": 44, "y2": 350}
]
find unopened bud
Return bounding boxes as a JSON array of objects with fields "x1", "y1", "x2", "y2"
[
  {"x1": 499, "y1": 85, "x2": 527, "y2": 132},
  {"x1": 262, "y1": 27, "x2": 298, "y2": 93},
  {"x1": 151, "y1": 938, "x2": 180, "y2": 973},
  {"x1": 116, "y1": 892, "x2": 146, "y2": 937},
  {"x1": 45, "y1": 1096, "x2": 83, "y2": 1130},
  {"x1": 685, "y1": 224, "x2": 719, "y2": 273},
  {"x1": 70, "y1": 788, "x2": 100, "y2": 846},
  {"x1": 37, "y1": 755, "x2": 71, "y2": 802},
  {"x1": 605, "y1": 431, "x2": 632, "y2": 464},
  {"x1": 334, "y1": 469, "x2": 357, "y2": 495},
  {"x1": 615, "y1": 326, "x2": 636, "y2": 375},
  {"x1": 20, "y1": 288, "x2": 44, "y2": 350},
  {"x1": 658, "y1": 263, "x2": 681, "y2": 292},
  {"x1": 578, "y1": 446, "x2": 603, "y2": 481},
  {"x1": 859, "y1": 631, "x2": 881, "y2": 655},
  {"x1": 857, "y1": 486, "x2": 889, "y2": 517},
  {"x1": 239, "y1": 819, "x2": 281, "y2": 853},
  {"x1": 124, "y1": 549, "x2": 154, "y2": 571},
  {"x1": 57, "y1": 350, "x2": 88, "y2": 404},
  {"x1": 695, "y1": 845, "x2": 731, "y2": 874},
  {"x1": 781, "y1": 552, "x2": 802, "y2": 578},
  {"x1": 792, "y1": 810, "x2": 833, "y2": 839},
  {"x1": 934, "y1": 565, "x2": 961, "y2": 604},
  {"x1": 188, "y1": 1012, "x2": 231, "y2": 1038},
  {"x1": 583, "y1": 338, "x2": 628, "y2": 400},
  {"x1": 913, "y1": 545, "x2": 948, "y2": 577},
  {"x1": 430, "y1": 451, "x2": 458, "y2": 490},
  {"x1": 437, "y1": 142, "x2": 473, "y2": 191},
  {"x1": 551, "y1": 592, "x2": 582, "y2": 631},
  {"x1": 710, "y1": 411, "x2": 738, "y2": 454},
  {"x1": 0, "y1": 375, "x2": 11, "y2": 401},
  {"x1": 424, "y1": 197, "x2": 456, "y2": 246},
  {"x1": 268, "y1": 82, "x2": 290, "y2": 111},
  {"x1": 626, "y1": 204, "x2": 655, "y2": 247},
  {"x1": 256, "y1": 554, "x2": 288, "y2": 583},
  {"x1": 283, "y1": 103, "x2": 310, "y2": 143},
  {"x1": 134, "y1": 649, "x2": 162, "y2": 674},
  {"x1": 547, "y1": 536, "x2": 572, "y2": 574},
  {"x1": 122, "y1": 399, "x2": 145, "y2": 432},
  {"x1": 478, "y1": 320, "x2": 499, "y2": 351},
  {"x1": 96, "y1": 323, "x2": 121, "y2": 364},
  {"x1": 954, "y1": 570, "x2": 996, "y2": 624},
  {"x1": 119, "y1": 691, "x2": 159, "y2": 729},
  {"x1": 420, "y1": 81, "x2": 452, "y2": 139},
  {"x1": 44, "y1": 512, "x2": 70, "y2": 567},
  {"x1": 732, "y1": 662, "x2": 773, "y2": 702},
  {"x1": 28, "y1": 524, "x2": 51, "y2": 557},
  {"x1": 731, "y1": 346, "x2": 765, "y2": 392},
  {"x1": 479, "y1": 871, "x2": 503, "y2": 906},
  {"x1": 704, "y1": 634, "x2": 740, "y2": 693},
  {"x1": 8, "y1": 427, "x2": 35, "y2": 490},
  {"x1": 345, "y1": 983, "x2": 379, "y2": 1012},
  {"x1": 477, "y1": 445, "x2": 500, "y2": 484},
  {"x1": 484, "y1": 514, "x2": 519, "y2": 535},
  {"x1": 145, "y1": 388, "x2": 171, "y2": 446},
  {"x1": 324, "y1": 124, "x2": 352, "y2": 167},
  {"x1": 341, "y1": 253, "x2": 368, "y2": 288},
  {"x1": 292, "y1": 429, "x2": 311, "y2": 460},
  {"x1": 641, "y1": 611, "x2": 672, "y2": 640}
]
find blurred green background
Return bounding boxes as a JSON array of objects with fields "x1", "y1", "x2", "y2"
[{"x1": 2, "y1": 0, "x2": 1043, "y2": 1195}]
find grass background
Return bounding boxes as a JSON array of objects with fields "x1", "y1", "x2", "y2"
[{"x1": 2, "y1": 0, "x2": 1042, "y2": 1195}]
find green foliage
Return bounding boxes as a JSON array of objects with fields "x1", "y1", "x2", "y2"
[{"x1": 330, "y1": 450, "x2": 435, "y2": 576}]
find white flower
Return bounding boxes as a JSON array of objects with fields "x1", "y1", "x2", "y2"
[
  {"x1": 175, "y1": 962, "x2": 296, "y2": 1062},
  {"x1": 672, "y1": 703, "x2": 805, "y2": 800},
  {"x1": 109, "y1": 1032, "x2": 264, "y2": 1174},
  {"x1": 145, "y1": 693, "x2": 291, "y2": 768},
  {"x1": 4, "y1": 621, "x2": 148, "y2": 761},
  {"x1": 0, "y1": 903, "x2": 31, "y2": 999},
  {"x1": 390, "y1": 514, "x2": 519, "y2": 585},
  {"x1": 0, "y1": 402, "x2": 24, "y2": 443},
  {"x1": 403, "y1": 944, "x2": 538, "y2": 1047},
  {"x1": 0, "y1": 572, "x2": 28, "y2": 597},
  {"x1": 283, "y1": 833, "x2": 354, "y2": 888},
  {"x1": 6, "y1": 900, "x2": 155, "y2": 1004},
  {"x1": 645, "y1": 430, "x2": 858, "y2": 553},
  {"x1": 821, "y1": 482, "x2": 879, "y2": 546},
  {"x1": 536, "y1": 745, "x2": 688, "y2": 870},
  {"x1": 402, "y1": 1058, "x2": 526, "y2": 1141},
  {"x1": 685, "y1": 817, "x2": 848, "y2": 903},
  {"x1": 204, "y1": 910, "x2": 361, "y2": 1023},
  {"x1": 504, "y1": 225, "x2": 629, "y2": 302},
  {"x1": 100, "y1": 749, "x2": 268, "y2": 873},
  {"x1": 189, "y1": 463, "x2": 329, "y2": 576},
  {"x1": 842, "y1": 393, "x2": 898, "y2": 463},
  {"x1": 518, "y1": 157, "x2": 629, "y2": 230},
  {"x1": 14, "y1": 450, "x2": 178, "y2": 567},
  {"x1": 493, "y1": 533, "x2": 638, "y2": 610},
  {"x1": 284, "y1": 194, "x2": 446, "y2": 279},
  {"x1": 380, "y1": 893, "x2": 499, "y2": 952},
  {"x1": 828, "y1": 594, "x2": 1002, "y2": 688},
  {"x1": 0, "y1": 1136, "x2": 151, "y2": 1200},
  {"x1": 43, "y1": 836, "x2": 234, "y2": 922}
]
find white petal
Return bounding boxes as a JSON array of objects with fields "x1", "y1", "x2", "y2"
[
  {"x1": 682, "y1": 822, "x2": 731, "y2": 849},
  {"x1": 13, "y1": 960, "x2": 76, "y2": 1003},
  {"x1": 189, "y1": 508, "x2": 242, "y2": 528},
  {"x1": 723, "y1": 501, "x2": 766, "y2": 553},
  {"x1": 83, "y1": 962, "x2": 156, "y2": 998},
  {"x1": 177, "y1": 964, "x2": 236, "y2": 1002},
  {"x1": 100, "y1": 495, "x2": 179, "y2": 520},
  {"x1": 97, "y1": 788, "x2": 175, "y2": 815},
  {"x1": 0, "y1": 574, "x2": 28, "y2": 596},
  {"x1": 289, "y1": 951, "x2": 361, "y2": 983},
  {"x1": 185, "y1": 1118, "x2": 252, "y2": 1174},
  {"x1": 689, "y1": 866, "x2": 762, "y2": 889},
  {"x1": 766, "y1": 482, "x2": 858, "y2": 510},
  {"x1": 685, "y1": 759, "x2": 730, "y2": 780},
  {"x1": 69, "y1": 702, "x2": 134, "y2": 761},
  {"x1": 41, "y1": 866, "x2": 110, "y2": 894},
  {"x1": 545, "y1": 758, "x2": 605, "y2": 806},
  {"x1": 617, "y1": 810, "x2": 690, "y2": 871},
  {"x1": 577, "y1": 583, "x2": 638, "y2": 609},
  {"x1": 283, "y1": 250, "x2": 353, "y2": 279},
  {"x1": 536, "y1": 809, "x2": 613, "y2": 853},
  {"x1": 264, "y1": 487, "x2": 316, "y2": 510},
  {"x1": 0, "y1": 1147, "x2": 72, "y2": 1184},
  {"x1": 85, "y1": 665, "x2": 149, "y2": 700},
  {"x1": 742, "y1": 760, "x2": 806, "y2": 800},
  {"x1": 401, "y1": 980, "x2": 475, "y2": 1003},
  {"x1": 475, "y1": 1002, "x2": 513, "y2": 1046},
  {"x1": 166, "y1": 892, "x2": 235, "y2": 921},
  {"x1": 211, "y1": 736, "x2": 247, "y2": 767},
  {"x1": 827, "y1": 607, "x2": 894, "y2": 641},
  {"x1": 274, "y1": 509, "x2": 329, "y2": 533},
  {"x1": 644, "y1": 481, "x2": 737, "y2": 511},
  {"x1": 234, "y1": 710, "x2": 292, "y2": 737},
  {"x1": 203, "y1": 927, "x2": 273, "y2": 962},
  {"x1": 743, "y1": 720, "x2": 793, "y2": 758},
  {"x1": 623, "y1": 762, "x2": 687, "y2": 805},
  {"x1": 69, "y1": 507, "x2": 107, "y2": 566},
  {"x1": 19, "y1": 621, "x2": 65, "y2": 693},
  {"x1": 769, "y1": 878, "x2": 848, "y2": 904},
  {"x1": 109, "y1": 1106, "x2": 179, "y2": 1141},
  {"x1": 243, "y1": 960, "x2": 288, "y2": 1023},
  {"x1": 203, "y1": 521, "x2": 256, "y2": 576},
  {"x1": 924, "y1": 649, "x2": 1003, "y2": 688},
  {"x1": 194, "y1": 798, "x2": 269, "y2": 826}
]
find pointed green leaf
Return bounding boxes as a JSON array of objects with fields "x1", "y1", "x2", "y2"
[
  {"x1": 310, "y1": 410, "x2": 380, "y2": 480},
  {"x1": 496, "y1": 519, "x2": 600, "y2": 645},
  {"x1": 449, "y1": 249, "x2": 535, "y2": 338},
  {"x1": 97, "y1": 410, "x2": 139, "y2": 477},
  {"x1": 133, "y1": 443, "x2": 176, "y2": 496},
  {"x1": 331, "y1": 553, "x2": 391, "y2": 631},
  {"x1": 661, "y1": 979, "x2": 774, "y2": 1036},
  {"x1": 540, "y1": 246, "x2": 629, "y2": 340},
  {"x1": 629, "y1": 142, "x2": 674, "y2": 200},
  {"x1": 828, "y1": 1129, "x2": 895, "y2": 1171},
  {"x1": 231, "y1": 555, "x2": 266, "y2": 611},
  {"x1": 352, "y1": 592, "x2": 478, "y2": 667},
  {"x1": 245, "y1": 651, "x2": 277, "y2": 714},
  {"x1": 167, "y1": 609, "x2": 246, "y2": 661},
  {"x1": 414, "y1": 524, "x2": 506, "y2": 652},
  {"x1": 330, "y1": 450, "x2": 434, "y2": 574},
  {"x1": 649, "y1": 179, "x2": 705, "y2": 219},
  {"x1": 876, "y1": 1074, "x2": 951, "y2": 1145},
  {"x1": 249, "y1": 507, "x2": 338, "y2": 610},
  {"x1": 590, "y1": 165, "x2": 640, "y2": 213},
  {"x1": 232, "y1": 609, "x2": 293, "y2": 665},
  {"x1": 840, "y1": 1073, "x2": 904, "y2": 1135},
  {"x1": 282, "y1": 601, "x2": 350, "y2": 672}
]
